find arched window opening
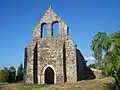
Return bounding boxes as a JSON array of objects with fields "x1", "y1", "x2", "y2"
[
  {"x1": 45, "y1": 67, "x2": 54, "y2": 84},
  {"x1": 67, "y1": 27, "x2": 69, "y2": 35},
  {"x1": 52, "y1": 21, "x2": 59, "y2": 36},
  {"x1": 41, "y1": 23, "x2": 47, "y2": 38}
]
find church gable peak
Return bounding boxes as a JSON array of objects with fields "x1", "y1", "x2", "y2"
[
  {"x1": 40, "y1": 5, "x2": 60, "y2": 23},
  {"x1": 33, "y1": 6, "x2": 69, "y2": 39}
]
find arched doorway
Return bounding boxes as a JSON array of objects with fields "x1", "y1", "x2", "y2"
[{"x1": 44, "y1": 67, "x2": 54, "y2": 84}]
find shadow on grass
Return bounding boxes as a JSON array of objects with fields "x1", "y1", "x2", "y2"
[{"x1": 103, "y1": 83, "x2": 116, "y2": 90}]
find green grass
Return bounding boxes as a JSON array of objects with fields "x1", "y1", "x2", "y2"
[{"x1": 0, "y1": 77, "x2": 116, "y2": 90}]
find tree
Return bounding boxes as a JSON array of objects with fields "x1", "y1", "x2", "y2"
[
  {"x1": 103, "y1": 32, "x2": 120, "y2": 89},
  {"x1": 91, "y1": 31, "x2": 120, "y2": 89},
  {"x1": 90, "y1": 32, "x2": 108, "y2": 69},
  {"x1": 7, "y1": 66, "x2": 16, "y2": 82},
  {"x1": 17, "y1": 63, "x2": 24, "y2": 81},
  {"x1": 0, "y1": 69, "x2": 8, "y2": 82}
]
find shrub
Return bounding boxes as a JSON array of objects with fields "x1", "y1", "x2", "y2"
[
  {"x1": 0, "y1": 70, "x2": 8, "y2": 82},
  {"x1": 7, "y1": 66, "x2": 16, "y2": 82}
]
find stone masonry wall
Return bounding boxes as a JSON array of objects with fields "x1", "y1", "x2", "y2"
[
  {"x1": 25, "y1": 40, "x2": 36, "y2": 84},
  {"x1": 65, "y1": 38, "x2": 77, "y2": 83},
  {"x1": 25, "y1": 36, "x2": 79, "y2": 84},
  {"x1": 37, "y1": 36, "x2": 65, "y2": 84},
  {"x1": 24, "y1": 6, "x2": 87, "y2": 84}
]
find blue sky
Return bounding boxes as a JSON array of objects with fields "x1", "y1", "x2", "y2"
[{"x1": 0, "y1": 0, "x2": 120, "y2": 68}]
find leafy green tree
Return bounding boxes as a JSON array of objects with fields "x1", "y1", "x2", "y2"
[
  {"x1": 104, "y1": 32, "x2": 120, "y2": 89},
  {"x1": 90, "y1": 32, "x2": 108, "y2": 69},
  {"x1": 7, "y1": 66, "x2": 16, "y2": 82},
  {"x1": 0, "y1": 69, "x2": 8, "y2": 82},
  {"x1": 17, "y1": 63, "x2": 24, "y2": 81},
  {"x1": 91, "y1": 31, "x2": 120, "y2": 89}
]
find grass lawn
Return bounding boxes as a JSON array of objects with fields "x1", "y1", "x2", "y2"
[{"x1": 0, "y1": 77, "x2": 116, "y2": 90}]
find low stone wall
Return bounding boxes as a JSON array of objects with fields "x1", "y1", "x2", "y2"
[{"x1": 91, "y1": 68, "x2": 104, "y2": 79}]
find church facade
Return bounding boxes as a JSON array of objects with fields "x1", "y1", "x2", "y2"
[{"x1": 24, "y1": 6, "x2": 87, "y2": 84}]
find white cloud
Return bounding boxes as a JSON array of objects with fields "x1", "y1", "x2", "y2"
[{"x1": 85, "y1": 56, "x2": 95, "y2": 61}]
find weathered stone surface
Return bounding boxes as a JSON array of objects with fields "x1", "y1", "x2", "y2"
[
  {"x1": 24, "y1": 6, "x2": 87, "y2": 84},
  {"x1": 91, "y1": 68, "x2": 104, "y2": 79}
]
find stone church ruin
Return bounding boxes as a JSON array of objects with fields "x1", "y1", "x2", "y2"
[{"x1": 24, "y1": 6, "x2": 94, "y2": 84}]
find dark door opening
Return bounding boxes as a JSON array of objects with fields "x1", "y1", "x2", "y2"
[{"x1": 45, "y1": 67, "x2": 54, "y2": 84}]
